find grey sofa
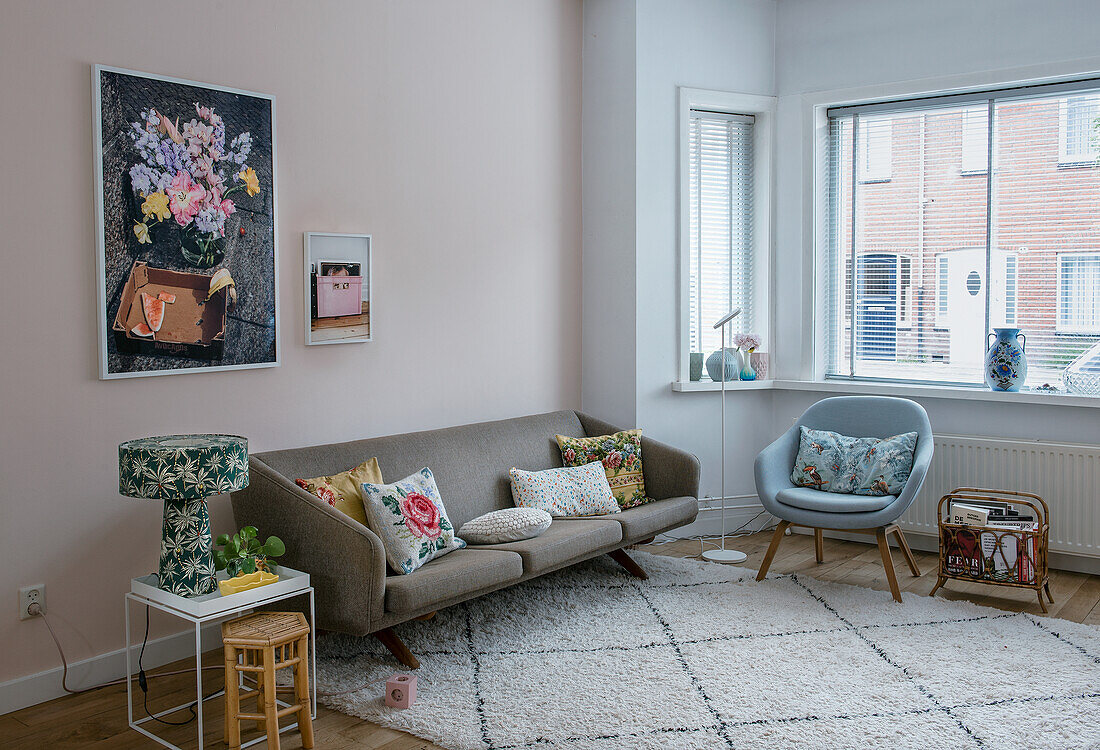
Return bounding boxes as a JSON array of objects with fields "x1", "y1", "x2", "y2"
[{"x1": 230, "y1": 410, "x2": 700, "y2": 667}]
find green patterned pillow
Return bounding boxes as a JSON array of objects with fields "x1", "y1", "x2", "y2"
[
  {"x1": 555, "y1": 429, "x2": 651, "y2": 509},
  {"x1": 360, "y1": 468, "x2": 465, "y2": 575}
]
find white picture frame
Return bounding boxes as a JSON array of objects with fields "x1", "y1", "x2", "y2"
[
  {"x1": 304, "y1": 232, "x2": 373, "y2": 345},
  {"x1": 93, "y1": 64, "x2": 279, "y2": 379}
]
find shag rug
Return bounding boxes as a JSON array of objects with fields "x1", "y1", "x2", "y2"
[{"x1": 315, "y1": 552, "x2": 1100, "y2": 750}]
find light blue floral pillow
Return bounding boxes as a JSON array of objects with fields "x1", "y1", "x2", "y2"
[
  {"x1": 361, "y1": 468, "x2": 466, "y2": 575},
  {"x1": 790, "y1": 426, "x2": 918, "y2": 496}
]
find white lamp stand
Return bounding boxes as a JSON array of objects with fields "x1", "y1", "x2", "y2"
[{"x1": 701, "y1": 308, "x2": 748, "y2": 565}]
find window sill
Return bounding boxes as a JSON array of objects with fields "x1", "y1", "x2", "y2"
[
  {"x1": 771, "y1": 378, "x2": 1100, "y2": 409},
  {"x1": 671, "y1": 379, "x2": 775, "y2": 392}
]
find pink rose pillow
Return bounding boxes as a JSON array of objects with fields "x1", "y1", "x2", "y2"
[{"x1": 361, "y1": 467, "x2": 465, "y2": 575}]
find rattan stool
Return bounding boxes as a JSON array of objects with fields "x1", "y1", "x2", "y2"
[{"x1": 221, "y1": 611, "x2": 314, "y2": 750}]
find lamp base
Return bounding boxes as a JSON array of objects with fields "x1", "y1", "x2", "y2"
[
  {"x1": 158, "y1": 498, "x2": 217, "y2": 597},
  {"x1": 701, "y1": 548, "x2": 748, "y2": 564}
]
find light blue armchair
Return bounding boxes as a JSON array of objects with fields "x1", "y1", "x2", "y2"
[{"x1": 754, "y1": 396, "x2": 934, "y2": 602}]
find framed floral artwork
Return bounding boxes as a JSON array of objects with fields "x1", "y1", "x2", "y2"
[{"x1": 93, "y1": 65, "x2": 278, "y2": 378}]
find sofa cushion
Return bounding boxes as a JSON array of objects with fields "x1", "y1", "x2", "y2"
[
  {"x1": 776, "y1": 487, "x2": 896, "y2": 514},
  {"x1": 468, "y1": 519, "x2": 622, "y2": 574},
  {"x1": 361, "y1": 468, "x2": 465, "y2": 575},
  {"x1": 509, "y1": 463, "x2": 620, "y2": 517},
  {"x1": 556, "y1": 429, "x2": 650, "y2": 509},
  {"x1": 294, "y1": 457, "x2": 382, "y2": 525},
  {"x1": 557, "y1": 495, "x2": 698, "y2": 542},
  {"x1": 790, "y1": 426, "x2": 917, "y2": 496},
  {"x1": 384, "y1": 549, "x2": 523, "y2": 614},
  {"x1": 458, "y1": 507, "x2": 552, "y2": 544}
]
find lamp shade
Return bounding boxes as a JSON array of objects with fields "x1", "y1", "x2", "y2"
[{"x1": 119, "y1": 434, "x2": 248, "y2": 501}]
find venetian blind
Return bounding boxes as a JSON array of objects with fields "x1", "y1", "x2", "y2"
[
  {"x1": 823, "y1": 79, "x2": 1100, "y2": 390},
  {"x1": 687, "y1": 110, "x2": 754, "y2": 369}
]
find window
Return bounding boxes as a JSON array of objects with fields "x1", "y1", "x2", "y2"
[
  {"x1": 859, "y1": 115, "x2": 892, "y2": 182},
  {"x1": 961, "y1": 105, "x2": 988, "y2": 174},
  {"x1": 1059, "y1": 253, "x2": 1100, "y2": 332},
  {"x1": 680, "y1": 88, "x2": 773, "y2": 383},
  {"x1": 1059, "y1": 94, "x2": 1100, "y2": 165},
  {"x1": 821, "y1": 79, "x2": 1100, "y2": 389}
]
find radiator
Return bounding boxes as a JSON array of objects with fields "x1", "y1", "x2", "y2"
[{"x1": 898, "y1": 434, "x2": 1100, "y2": 559}]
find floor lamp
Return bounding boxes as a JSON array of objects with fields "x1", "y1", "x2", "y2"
[{"x1": 701, "y1": 308, "x2": 748, "y2": 565}]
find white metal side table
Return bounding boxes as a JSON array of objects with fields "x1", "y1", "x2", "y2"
[{"x1": 125, "y1": 566, "x2": 315, "y2": 750}]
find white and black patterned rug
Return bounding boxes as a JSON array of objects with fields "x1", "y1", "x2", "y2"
[{"x1": 315, "y1": 552, "x2": 1100, "y2": 749}]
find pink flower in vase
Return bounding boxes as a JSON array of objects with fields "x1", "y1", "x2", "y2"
[{"x1": 168, "y1": 170, "x2": 206, "y2": 226}]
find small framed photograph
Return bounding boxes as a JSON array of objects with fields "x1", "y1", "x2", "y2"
[{"x1": 305, "y1": 232, "x2": 372, "y2": 345}]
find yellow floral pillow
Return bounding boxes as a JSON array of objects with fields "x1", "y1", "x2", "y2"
[
  {"x1": 556, "y1": 429, "x2": 650, "y2": 509},
  {"x1": 295, "y1": 458, "x2": 382, "y2": 525}
]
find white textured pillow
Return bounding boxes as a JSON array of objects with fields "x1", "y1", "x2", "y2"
[
  {"x1": 458, "y1": 507, "x2": 553, "y2": 545},
  {"x1": 509, "y1": 462, "x2": 620, "y2": 517}
]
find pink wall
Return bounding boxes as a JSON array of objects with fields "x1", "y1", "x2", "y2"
[{"x1": 0, "y1": 0, "x2": 581, "y2": 685}]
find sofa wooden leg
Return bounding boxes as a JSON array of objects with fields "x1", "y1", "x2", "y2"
[
  {"x1": 373, "y1": 628, "x2": 420, "y2": 670},
  {"x1": 608, "y1": 549, "x2": 648, "y2": 580},
  {"x1": 414, "y1": 611, "x2": 437, "y2": 621},
  {"x1": 756, "y1": 521, "x2": 790, "y2": 580},
  {"x1": 876, "y1": 528, "x2": 903, "y2": 603},
  {"x1": 814, "y1": 528, "x2": 824, "y2": 563}
]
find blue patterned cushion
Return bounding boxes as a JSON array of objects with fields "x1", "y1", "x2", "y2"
[{"x1": 790, "y1": 426, "x2": 917, "y2": 496}]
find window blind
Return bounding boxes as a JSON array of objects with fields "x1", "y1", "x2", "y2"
[
  {"x1": 688, "y1": 110, "x2": 754, "y2": 369},
  {"x1": 823, "y1": 82, "x2": 1100, "y2": 389}
]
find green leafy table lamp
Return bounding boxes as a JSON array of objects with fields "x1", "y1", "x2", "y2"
[{"x1": 119, "y1": 435, "x2": 249, "y2": 597}]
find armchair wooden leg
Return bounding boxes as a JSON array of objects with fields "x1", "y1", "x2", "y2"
[
  {"x1": 876, "y1": 528, "x2": 903, "y2": 603},
  {"x1": 756, "y1": 521, "x2": 790, "y2": 581},
  {"x1": 890, "y1": 525, "x2": 920, "y2": 577},
  {"x1": 373, "y1": 628, "x2": 420, "y2": 670},
  {"x1": 814, "y1": 528, "x2": 824, "y2": 563},
  {"x1": 608, "y1": 549, "x2": 648, "y2": 580}
]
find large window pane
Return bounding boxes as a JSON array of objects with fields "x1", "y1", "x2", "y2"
[
  {"x1": 687, "y1": 111, "x2": 754, "y2": 371},
  {"x1": 823, "y1": 84, "x2": 1100, "y2": 391}
]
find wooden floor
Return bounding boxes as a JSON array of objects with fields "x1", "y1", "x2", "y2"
[
  {"x1": 5, "y1": 530, "x2": 1099, "y2": 749},
  {"x1": 310, "y1": 302, "x2": 370, "y2": 343}
]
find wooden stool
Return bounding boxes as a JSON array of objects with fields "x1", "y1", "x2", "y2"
[{"x1": 222, "y1": 611, "x2": 314, "y2": 750}]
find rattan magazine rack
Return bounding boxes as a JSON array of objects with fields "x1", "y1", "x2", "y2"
[{"x1": 930, "y1": 487, "x2": 1053, "y2": 612}]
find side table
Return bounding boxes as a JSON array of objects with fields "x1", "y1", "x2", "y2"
[{"x1": 125, "y1": 566, "x2": 316, "y2": 750}]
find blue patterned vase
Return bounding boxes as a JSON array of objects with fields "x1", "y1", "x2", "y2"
[
  {"x1": 705, "y1": 348, "x2": 741, "y2": 382},
  {"x1": 984, "y1": 328, "x2": 1027, "y2": 392}
]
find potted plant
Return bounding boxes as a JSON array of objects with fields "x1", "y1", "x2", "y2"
[{"x1": 213, "y1": 526, "x2": 286, "y2": 595}]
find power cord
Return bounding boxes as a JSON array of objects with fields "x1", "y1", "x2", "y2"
[{"x1": 29, "y1": 601, "x2": 221, "y2": 712}]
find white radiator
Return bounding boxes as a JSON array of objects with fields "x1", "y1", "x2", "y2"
[{"x1": 899, "y1": 434, "x2": 1100, "y2": 559}]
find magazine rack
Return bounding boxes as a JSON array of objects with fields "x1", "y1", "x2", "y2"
[{"x1": 930, "y1": 487, "x2": 1053, "y2": 612}]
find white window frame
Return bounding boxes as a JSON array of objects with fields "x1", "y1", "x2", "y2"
[
  {"x1": 1059, "y1": 95, "x2": 1100, "y2": 166},
  {"x1": 1057, "y1": 251, "x2": 1100, "y2": 333},
  {"x1": 677, "y1": 87, "x2": 774, "y2": 385}
]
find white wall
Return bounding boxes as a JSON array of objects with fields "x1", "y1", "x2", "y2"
[
  {"x1": 581, "y1": 0, "x2": 638, "y2": 428},
  {"x1": 582, "y1": 0, "x2": 778, "y2": 508},
  {"x1": 0, "y1": 0, "x2": 581, "y2": 689},
  {"x1": 772, "y1": 0, "x2": 1100, "y2": 446}
]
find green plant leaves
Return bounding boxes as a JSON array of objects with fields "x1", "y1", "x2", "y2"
[{"x1": 262, "y1": 536, "x2": 285, "y2": 557}]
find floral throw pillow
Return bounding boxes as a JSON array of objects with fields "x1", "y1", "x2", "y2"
[
  {"x1": 790, "y1": 426, "x2": 918, "y2": 496},
  {"x1": 509, "y1": 462, "x2": 620, "y2": 517},
  {"x1": 556, "y1": 429, "x2": 650, "y2": 509},
  {"x1": 360, "y1": 468, "x2": 466, "y2": 575},
  {"x1": 294, "y1": 457, "x2": 382, "y2": 525}
]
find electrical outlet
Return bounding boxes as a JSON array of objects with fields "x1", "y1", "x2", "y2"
[{"x1": 19, "y1": 584, "x2": 45, "y2": 620}]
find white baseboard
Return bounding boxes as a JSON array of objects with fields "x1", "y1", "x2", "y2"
[
  {"x1": 796, "y1": 528, "x2": 1100, "y2": 576},
  {"x1": 0, "y1": 621, "x2": 223, "y2": 716},
  {"x1": 659, "y1": 497, "x2": 776, "y2": 540}
]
